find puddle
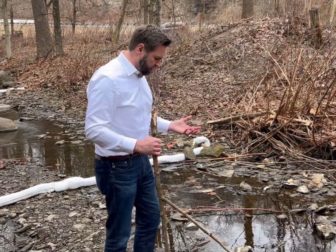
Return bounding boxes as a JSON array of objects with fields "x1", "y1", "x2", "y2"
[
  {"x1": 0, "y1": 110, "x2": 94, "y2": 177},
  {"x1": 163, "y1": 169, "x2": 336, "y2": 251}
]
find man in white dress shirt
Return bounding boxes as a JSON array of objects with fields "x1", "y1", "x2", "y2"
[{"x1": 85, "y1": 25, "x2": 200, "y2": 252}]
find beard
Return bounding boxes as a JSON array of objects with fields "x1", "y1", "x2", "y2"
[{"x1": 138, "y1": 55, "x2": 152, "y2": 76}]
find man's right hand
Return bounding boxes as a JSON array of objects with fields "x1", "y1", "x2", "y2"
[{"x1": 134, "y1": 136, "x2": 162, "y2": 156}]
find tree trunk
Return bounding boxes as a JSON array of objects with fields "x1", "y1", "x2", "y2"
[
  {"x1": 72, "y1": 0, "x2": 77, "y2": 34},
  {"x1": 143, "y1": 0, "x2": 149, "y2": 24},
  {"x1": 310, "y1": 8, "x2": 322, "y2": 49},
  {"x1": 1, "y1": 0, "x2": 12, "y2": 58},
  {"x1": 242, "y1": 0, "x2": 254, "y2": 19},
  {"x1": 10, "y1": 4, "x2": 13, "y2": 35},
  {"x1": 52, "y1": 0, "x2": 63, "y2": 55},
  {"x1": 330, "y1": 0, "x2": 336, "y2": 25},
  {"x1": 149, "y1": 0, "x2": 160, "y2": 26},
  {"x1": 274, "y1": 0, "x2": 282, "y2": 16},
  {"x1": 112, "y1": 0, "x2": 129, "y2": 43},
  {"x1": 31, "y1": 0, "x2": 53, "y2": 58}
]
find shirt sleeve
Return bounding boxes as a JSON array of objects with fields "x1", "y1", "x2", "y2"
[
  {"x1": 85, "y1": 77, "x2": 137, "y2": 153},
  {"x1": 157, "y1": 116, "x2": 171, "y2": 133}
]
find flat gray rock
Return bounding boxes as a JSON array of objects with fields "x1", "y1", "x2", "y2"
[{"x1": 0, "y1": 117, "x2": 17, "y2": 132}]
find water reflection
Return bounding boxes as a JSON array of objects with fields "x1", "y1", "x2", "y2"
[
  {"x1": 163, "y1": 170, "x2": 336, "y2": 251},
  {"x1": 0, "y1": 118, "x2": 94, "y2": 177}
]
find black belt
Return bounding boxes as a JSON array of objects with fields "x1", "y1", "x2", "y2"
[{"x1": 95, "y1": 153, "x2": 140, "y2": 161}]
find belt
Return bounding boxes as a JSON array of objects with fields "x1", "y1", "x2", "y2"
[{"x1": 95, "y1": 153, "x2": 140, "y2": 161}]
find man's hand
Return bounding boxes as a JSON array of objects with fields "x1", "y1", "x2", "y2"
[
  {"x1": 169, "y1": 115, "x2": 201, "y2": 135},
  {"x1": 134, "y1": 136, "x2": 162, "y2": 156}
]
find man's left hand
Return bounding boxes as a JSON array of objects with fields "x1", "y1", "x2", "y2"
[{"x1": 168, "y1": 116, "x2": 201, "y2": 135}]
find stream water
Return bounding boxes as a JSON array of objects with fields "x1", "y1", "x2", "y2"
[{"x1": 0, "y1": 110, "x2": 336, "y2": 251}]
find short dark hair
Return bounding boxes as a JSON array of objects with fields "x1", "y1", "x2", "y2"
[{"x1": 128, "y1": 25, "x2": 172, "y2": 52}]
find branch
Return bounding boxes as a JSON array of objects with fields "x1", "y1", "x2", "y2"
[{"x1": 207, "y1": 111, "x2": 268, "y2": 125}]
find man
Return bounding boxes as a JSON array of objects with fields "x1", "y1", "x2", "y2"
[{"x1": 85, "y1": 25, "x2": 200, "y2": 252}]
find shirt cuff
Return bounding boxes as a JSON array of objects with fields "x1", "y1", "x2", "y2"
[
  {"x1": 157, "y1": 117, "x2": 171, "y2": 133},
  {"x1": 121, "y1": 136, "x2": 137, "y2": 153}
]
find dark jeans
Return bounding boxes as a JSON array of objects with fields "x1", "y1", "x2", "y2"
[{"x1": 95, "y1": 154, "x2": 160, "y2": 252}]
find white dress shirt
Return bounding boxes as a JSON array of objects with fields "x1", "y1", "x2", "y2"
[{"x1": 85, "y1": 52, "x2": 171, "y2": 157}]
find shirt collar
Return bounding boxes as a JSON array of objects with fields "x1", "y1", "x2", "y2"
[{"x1": 118, "y1": 51, "x2": 140, "y2": 77}]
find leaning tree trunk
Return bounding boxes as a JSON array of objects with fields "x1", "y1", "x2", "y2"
[
  {"x1": 1, "y1": 0, "x2": 11, "y2": 59},
  {"x1": 52, "y1": 0, "x2": 63, "y2": 55},
  {"x1": 113, "y1": 0, "x2": 129, "y2": 43},
  {"x1": 242, "y1": 0, "x2": 254, "y2": 19},
  {"x1": 31, "y1": 0, "x2": 53, "y2": 58}
]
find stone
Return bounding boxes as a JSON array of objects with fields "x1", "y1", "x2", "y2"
[
  {"x1": 73, "y1": 223, "x2": 86, "y2": 232},
  {"x1": 282, "y1": 179, "x2": 299, "y2": 189},
  {"x1": 183, "y1": 146, "x2": 196, "y2": 160},
  {"x1": 277, "y1": 214, "x2": 288, "y2": 220},
  {"x1": 309, "y1": 173, "x2": 326, "y2": 189},
  {"x1": 199, "y1": 144, "x2": 225, "y2": 158},
  {"x1": 217, "y1": 169, "x2": 234, "y2": 178},
  {"x1": 314, "y1": 216, "x2": 336, "y2": 240},
  {"x1": 55, "y1": 140, "x2": 65, "y2": 145},
  {"x1": 240, "y1": 181, "x2": 252, "y2": 192},
  {"x1": 0, "y1": 117, "x2": 17, "y2": 132},
  {"x1": 0, "y1": 104, "x2": 11, "y2": 112},
  {"x1": 0, "y1": 70, "x2": 12, "y2": 87},
  {"x1": 297, "y1": 185, "x2": 309, "y2": 194},
  {"x1": 185, "y1": 222, "x2": 198, "y2": 231}
]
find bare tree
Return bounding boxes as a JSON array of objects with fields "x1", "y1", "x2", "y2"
[
  {"x1": 1, "y1": 0, "x2": 12, "y2": 58},
  {"x1": 9, "y1": 3, "x2": 13, "y2": 35},
  {"x1": 52, "y1": 0, "x2": 63, "y2": 55},
  {"x1": 72, "y1": 0, "x2": 77, "y2": 34},
  {"x1": 149, "y1": 0, "x2": 160, "y2": 26},
  {"x1": 242, "y1": 0, "x2": 254, "y2": 19},
  {"x1": 112, "y1": 0, "x2": 129, "y2": 43},
  {"x1": 330, "y1": 0, "x2": 336, "y2": 25},
  {"x1": 31, "y1": 0, "x2": 53, "y2": 58},
  {"x1": 143, "y1": 0, "x2": 149, "y2": 24}
]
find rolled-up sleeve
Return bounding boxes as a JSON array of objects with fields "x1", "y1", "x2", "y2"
[{"x1": 85, "y1": 77, "x2": 137, "y2": 153}]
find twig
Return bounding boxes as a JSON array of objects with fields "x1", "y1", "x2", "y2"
[{"x1": 163, "y1": 197, "x2": 232, "y2": 252}]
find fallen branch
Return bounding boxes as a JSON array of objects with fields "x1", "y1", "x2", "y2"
[
  {"x1": 163, "y1": 197, "x2": 232, "y2": 252},
  {"x1": 207, "y1": 111, "x2": 268, "y2": 125}
]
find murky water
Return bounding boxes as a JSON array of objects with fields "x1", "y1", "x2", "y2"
[
  {"x1": 1, "y1": 111, "x2": 336, "y2": 251},
  {"x1": 0, "y1": 110, "x2": 94, "y2": 177}
]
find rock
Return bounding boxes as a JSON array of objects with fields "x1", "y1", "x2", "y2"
[
  {"x1": 282, "y1": 179, "x2": 300, "y2": 189},
  {"x1": 240, "y1": 181, "x2": 252, "y2": 192},
  {"x1": 185, "y1": 222, "x2": 198, "y2": 231},
  {"x1": 2, "y1": 81, "x2": 16, "y2": 89},
  {"x1": 234, "y1": 246, "x2": 253, "y2": 252},
  {"x1": 55, "y1": 140, "x2": 65, "y2": 145},
  {"x1": 308, "y1": 203, "x2": 319, "y2": 211},
  {"x1": 297, "y1": 185, "x2": 309, "y2": 194},
  {"x1": 277, "y1": 214, "x2": 288, "y2": 220},
  {"x1": 71, "y1": 140, "x2": 82, "y2": 145},
  {"x1": 0, "y1": 104, "x2": 11, "y2": 112},
  {"x1": 0, "y1": 70, "x2": 12, "y2": 88},
  {"x1": 314, "y1": 216, "x2": 336, "y2": 240},
  {"x1": 176, "y1": 138, "x2": 185, "y2": 148},
  {"x1": 200, "y1": 144, "x2": 225, "y2": 158},
  {"x1": 69, "y1": 211, "x2": 78, "y2": 217},
  {"x1": 46, "y1": 214, "x2": 57, "y2": 222},
  {"x1": 0, "y1": 117, "x2": 17, "y2": 132},
  {"x1": 217, "y1": 169, "x2": 234, "y2": 178},
  {"x1": 309, "y1": 173, "x2": 327, "y2": 189},
  {"x1": 73, "y1": 223, "x2": 86, "y2": 231},
  {"x1": 183, "y1": 146, "x2": 196, "y2": 160}
]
